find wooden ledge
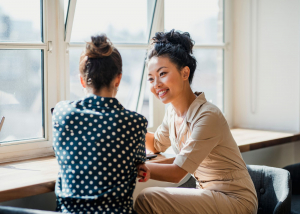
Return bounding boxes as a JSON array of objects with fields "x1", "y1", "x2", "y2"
[
  {"x1": 232, "y1": 128, "x2": 300, "y2": 152},
  {"x1": 0, "y1": 128, "x2": 299, "y2": 202},
  {"x1": 0, "y1": 153, "x2": 175, "y2": 203}
]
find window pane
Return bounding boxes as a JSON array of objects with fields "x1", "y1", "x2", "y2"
[
  {"x1": 71, "y1": 0, "x2": 156, "y2": 43},
  {"x1": 192, "y1": 49, "x2": 223, "y2": 110},
  {"x1": 69, "y1": 49, "x2": 146, "y2": 111},
  {"x1": 165, "y1": 0, "x2": 223, "y2": 44},
  {"x1": 0, "y1": 50, "x2": 44, "y2": 143},
  {"x1": 140, "y1": 80, "x2": 153, "y2": 127},
  {"x1": 0, "y1": 0, "x2": 42, "y2": 42}
]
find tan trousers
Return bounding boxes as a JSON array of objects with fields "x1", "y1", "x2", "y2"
[{"x1": 134, "y1": 176, "x2": 258, "y2": 214}]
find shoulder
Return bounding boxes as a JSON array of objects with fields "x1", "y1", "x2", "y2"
[
  {"x1": 192, "y1": 101, "x2": 225, "y2": 128},
  {"x1": 200, "y1": 101, "x2": 223, "y2": 116},
  {"x1": 52, "y1": 99, "x2": 86, "y2": 122},
  {"x1": 53, "y1": 99, "x2": 84, "y2": 112},
  {"x1": 118, "y1": 109, "x2": 148, "y2": 129}
]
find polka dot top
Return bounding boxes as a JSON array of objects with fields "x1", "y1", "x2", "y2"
[{"x1": 52, "y1": 95, "x2": 147, "y2": 214}]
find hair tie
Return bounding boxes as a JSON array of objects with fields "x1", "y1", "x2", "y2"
[{"x1": 170, "y1": 30, "x2": 174, "y2": 37}]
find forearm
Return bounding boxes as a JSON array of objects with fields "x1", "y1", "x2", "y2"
[
  {"x1": 145, "y1": 132, "x2": 159, "y2": 154},
  {"x1": 145, "y1": 162, "x2": 188, "y2": 183}
]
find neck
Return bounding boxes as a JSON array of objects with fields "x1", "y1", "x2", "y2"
[
  {"x1": 86, "y1": 87, "x2": 116, "y2": 98},
  {"x1": 171, "y1": 86, "x2": 196, "y2": 118}
]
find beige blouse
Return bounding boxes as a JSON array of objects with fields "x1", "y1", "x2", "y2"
[{"x1": 154, "y1": 92, "x2": 248, "y2": 182}]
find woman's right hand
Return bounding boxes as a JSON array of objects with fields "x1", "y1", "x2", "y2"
[{"x1": 137, "y1": 163, "x2": 150, "y2": 182}]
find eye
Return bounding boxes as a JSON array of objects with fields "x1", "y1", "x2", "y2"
[
  {"x1": 147, "y1": 78, "x2": 154, "y2": 82},
  {"x1": 160, "y1": 72, "x2": 167, "y2": 77}
]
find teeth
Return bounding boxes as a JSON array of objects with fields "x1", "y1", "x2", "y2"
[{"x1": 158, "y1": 90, "x2": 167, "y2": 95}]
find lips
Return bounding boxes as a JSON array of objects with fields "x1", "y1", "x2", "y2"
[{"x1": 157, "y1": 89, "x2": 169, "y2": 98}]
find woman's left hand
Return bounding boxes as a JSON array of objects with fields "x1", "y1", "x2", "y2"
[{"x1": 136, "y1": 163, "x2": 150, "y2": 182}]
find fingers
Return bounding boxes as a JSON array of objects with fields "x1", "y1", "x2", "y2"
[
  {"x1": 137, "y1": 169, "x2": 147, "y2": 178},
  {"x1": 138, "y1": 172, "x2": 148, "y2": 182},
  {"x1": 138, "y1": 177, "x2": 147, "y2": 182},
  {"x1": 138, "y1": 172, "x2": 150, "y2": 182},
  {"x1": 136, "y1": 163, "x2": 150, "y2": 182}
]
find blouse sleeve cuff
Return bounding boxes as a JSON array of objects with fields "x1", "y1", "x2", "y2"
[
  {"x1": 174, "y1": 154, "x2": 198, "y2": 174},
  {"x1": 153, "y1": 139, "x2": 166, "y2": 153}
]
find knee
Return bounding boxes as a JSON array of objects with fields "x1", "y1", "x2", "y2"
[
  {"x1": 135, "y1": 187, "x2": 154, "y2": 206},
  {"x1": 134, "y1": 187, "x2": 161, "y2": 214}
]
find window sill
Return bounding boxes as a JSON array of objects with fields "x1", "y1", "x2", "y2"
[{"x1": 0, "y1": 128, "x2": 299, "y2": 203}]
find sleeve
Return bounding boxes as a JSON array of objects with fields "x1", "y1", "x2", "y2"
[
  {"x1": 173, "y1": 111, "x2": 221, "y2": 174},
  {"x1": 134, "y1": 120, "x2": 147, "y2": 165},
  {"x1": 153, "y1": 106, "x2": 172, "y2": 153}
]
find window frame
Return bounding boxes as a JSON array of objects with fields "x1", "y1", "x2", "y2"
[
  {"x1": 0, "y1": 0, "x2": 232, "y2": 163},
  {"x1": 143, "y1": 0, "x2": 232, "y2": 132},
  {"x1": 0, "y1": 0, "x2": 60, "y2": 163}
]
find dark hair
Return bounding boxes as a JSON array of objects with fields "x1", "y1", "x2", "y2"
[
  {"x1": 80, "y1": 34, "x2": 122, "y2": 92},
  {"x1": 148, "y1": 29, "x2": 197, "y2": 84}
]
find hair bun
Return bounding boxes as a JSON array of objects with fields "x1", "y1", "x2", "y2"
[
  {"x1": 153, "y1": 29, "x2": 194, "y2": 54},
  {"x1": 85, "y1": 34, "x2": 113, "y2": 58}
]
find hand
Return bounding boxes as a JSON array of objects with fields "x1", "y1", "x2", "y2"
[{"x1": 136, "y1": 163, "x2": 150, "y2": 182}]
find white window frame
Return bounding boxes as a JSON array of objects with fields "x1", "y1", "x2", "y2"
[
  {"x1": 65, "y1": 0, "x2": 158, "y2": 128},
  {"x1": 144, "y1": 0, "x2": 233, "y2": 132},
  {"x1": 0, "y1": 0, "x2": 233, "y2": 163},
  {"x1": 0, "y1": 0, "x2": 62, "y2": 163}
]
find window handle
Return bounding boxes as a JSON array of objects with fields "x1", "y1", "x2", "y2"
[
  {"x1": 0, "y1": 116, "x2": 5, "y2": 132},
  {"x1": 48, "y1": 41, "x2": 53, "y2": 53}
]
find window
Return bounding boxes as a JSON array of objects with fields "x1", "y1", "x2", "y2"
[
  {"x1": 0, "y1": 0, "x2": 57, "y2": 162},
  {"x1": 67, "y1": 0, "x2": 156, "y2": 113},
  {"x1": 0, "y1": 0, "x2": 44, "y2": 143},
  {"x1": 0, "y1": 0, "x2": 230, "y2": 162},
  {"x1": 141, "y1": 0, "x2": 226, "y2": 130}
]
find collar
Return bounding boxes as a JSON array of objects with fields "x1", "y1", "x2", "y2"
[
  {"x1": 185, "y1": 92, "x2": 207, "y2": 123},
  {"x1": 83, "y1": 94, "x2": 124, "y2": 110}
]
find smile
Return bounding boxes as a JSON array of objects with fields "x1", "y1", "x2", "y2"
[{"x1": 158, "y1": 89, "x2": 169, "y2": 98}]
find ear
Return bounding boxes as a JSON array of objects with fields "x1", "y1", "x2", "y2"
[
  {"x1": 114, "y1": 73, "x2": 122, "y2": 87},
  {"x1": 181, "y1": 66, "x2": 190, "y2": 81},
  {"x1": 80, "y1": 75, "x2": 86, "y2": 88}
]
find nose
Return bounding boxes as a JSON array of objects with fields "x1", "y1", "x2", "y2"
[{"x1": 153, "y1": 78, "x2": 162, "y2": 89}]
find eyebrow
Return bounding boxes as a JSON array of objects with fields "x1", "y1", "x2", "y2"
[{"x1": 148, "y1": 66, "x2": 167, "y2": 76}]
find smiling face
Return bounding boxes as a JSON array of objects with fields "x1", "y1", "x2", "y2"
[{"x1": 147, "y1": 56, "x2": 190, "y2": 104}]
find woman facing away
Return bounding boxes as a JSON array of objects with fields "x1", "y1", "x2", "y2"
[
  {"x1": 134, "y1": 30, "x2": 258, "y2": 214},
  {"x1": 52, "y1": 34, "x2": 150, "y2": 214}
]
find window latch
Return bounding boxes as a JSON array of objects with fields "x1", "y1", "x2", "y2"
[
  {"x1": 48, "y1": 41, "x2": 53, "y2": 53},
  {"x1": 0, "y1": 116, "x2": 5, "y2": 132}
]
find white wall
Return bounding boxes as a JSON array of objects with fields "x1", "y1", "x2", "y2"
[
  {"x1": 231, "y1": 0, "x2": 300, "y2": 182},
  {"x1": 232, "y1": 0, "x2": 300, "y2": 133}
]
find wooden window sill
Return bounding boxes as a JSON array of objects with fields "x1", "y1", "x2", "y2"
[{"x1": 0, "y1": 128, "x2": 299, "y2": 203}]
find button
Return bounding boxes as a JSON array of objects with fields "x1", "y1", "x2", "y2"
[{"x1": 260, "y1": 188, "x2": 265, "y2": 194}]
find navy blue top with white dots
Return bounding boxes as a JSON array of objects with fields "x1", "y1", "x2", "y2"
[{"x1": 52, "y1": 94, "x2": 147, "y2": 214}]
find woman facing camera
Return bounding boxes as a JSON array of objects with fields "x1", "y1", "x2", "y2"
[
  {"x1": 134, "y1": 30, "x2": 258, "y2": 214},
  {"x1": 52, "y1": 34, "x2": 149, "y2": 214}
]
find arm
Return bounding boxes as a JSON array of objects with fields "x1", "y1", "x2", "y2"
[
  {"x1": 146, "y1": 111, "x2": 221, "y2": 183},
  {"x1": 145, "y1": 162, "x2": 188, "y2": 183},
  {"x1": 149, "y1": 106, "x2": 172, "y2": 153},
  {"x1": 134, "y1": 128, "x2": 147, "y2": 165},
  {"x1": 145, "y1": 132, "x2": 159, "y2": 154}
]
